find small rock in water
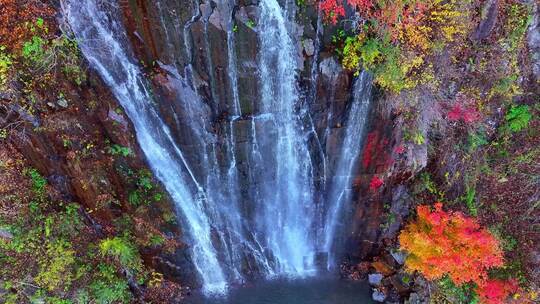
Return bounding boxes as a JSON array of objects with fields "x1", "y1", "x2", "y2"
[
  {"x1": 372, "y1": 289, "x2": 387, "y2": 302},
  {"x1": 368, "y1": 273, "x2": 383, "y2": 286}
]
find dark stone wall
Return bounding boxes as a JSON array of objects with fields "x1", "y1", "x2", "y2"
[{"x1": 118, "y1": 0, "x2": 400, "y2": 266}]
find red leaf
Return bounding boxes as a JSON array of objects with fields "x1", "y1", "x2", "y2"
[
  {"x1": 320, "y1": 0, "x2": 346, "y2": 24},
  {"x1": 369, "y1": 176, "x2": 384, "y2": 191}
]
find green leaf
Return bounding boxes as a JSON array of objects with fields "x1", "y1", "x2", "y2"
[
  {"x1": 505, "y1": 105, "x2": 532, "y2": 132},
  {"x1": 36, "y1": 18, "x2": 44, "y2": 28}
]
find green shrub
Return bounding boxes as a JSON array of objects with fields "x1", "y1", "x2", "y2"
[
  {"x1": 153, "y1": 192, "x2": 163, "y2": 202},
  {"x1": 21, "y1": 21, "x2": 86, "y2": 85},
  {"x1": 372, "y1": 45, "x2": 418, "y2": 93},
  {"x1": 27, "y1": 168, "x2": 47, "y2": 197},
  {"x1": 108, "y1": 144, "x2": 132, "y2": 157},
  {"x1": 490, "y1": 74, "x2": 520, "y2": 99},
  {"x1": 437, "y1": 276, "x2": 479, "y2": 303},
  {"x1": 91, "y1": 281, "x2": 130, "y2": 304},
  {"x1": 125, "y1": 169, "x2": 163, "y2": 207},
  {"x1": 137, "y1": 170, "x2": 154, "y2": 192},
  {"x1": 0, "y1": 46, "x2": 12, "y2": 87},
  {"x1": 99, "y1": 237, "x2": 140, "y2": 271},
  {"x1": 464, "y1": 186, "x2": 477, "y2": 217},
  {"x1": 128, "y1": 191, "x2": 142, "y2": 206},
  {"x1": 419, "y1": 172, "x2": 445, "y2": 199},
  {"x1": 505, "y1": 105, "x2": 532, "y2": 132},
  {"x1": 22, "y1": 35, "x2": 47, "y2": 63},
  {"x1": 149, "y1": 234, "x2": 165, "y2": 247},
  {"x1": 342, "y1": 36, "x2": 363, "y2": 72},
  {"x1": 35, "y1": 240, "x2": 76, "y2": 291},
  {"x1": 341, "y1": 31, "x2": 418, "y2": 93},
  {"x1": 467, "y1": 131, "x2": 487, "y2": 152},
  {"x1": 342, "y1": 35, "x2": 386, "y2": 72},
  {"x1": 45, "y1": 297, "x2": 73, "y2": 304},
  {"x1": 360, "y1": 38, "x2": 383, "y2": 68},
  {"x1": 246, "y1": 19, "x2": 256, "y2": 29},
  {"x1": 90, "y1": 264, "x2": 131, "y2": 304},
  {"x1": 0, "y1": 156, "x2": 136, "y2": 303},
  {"x1": 55, "y1": 37, "x2": 86, "y2": 85},
  {"x1": 504, "y1": 3, "x2": 532, "y2": 52}
]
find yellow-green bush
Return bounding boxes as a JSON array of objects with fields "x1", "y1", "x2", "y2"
[
  {"x1": 35, "y1": 240, "x2": 76, "y2": 291},
  {"x1": 0, "y1": 46, "x2": 12, "y2": 88}
]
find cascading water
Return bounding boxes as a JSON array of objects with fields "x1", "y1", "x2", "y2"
[
  {"x1": 61, "y1": 0, "x2": 227, "y2": 294},
  {"x1": 63, "y1": 0, "x2": 373, "y2": 295},
  {"x1": 323, "y1": 72, "x2": 373, "y2": 267},
  {"x1": 254, "y1": 0, "x2": 317, "y2": 274}
]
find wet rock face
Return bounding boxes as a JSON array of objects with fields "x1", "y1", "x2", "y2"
[
  {"x1": 122, "y1": 0, "x2": 351, "y2": 120},
  {"x1": 121, "y1": 0, "x2": 389, "y2": 271},
  {"x1": 121, "y1": 0, "x2": 355, "y2": 196},
  {"x1": 4, "y1": 65, "x2": 185, "y2": 285},
  {"x1": 10, "y1": 73, "x2": 137, "y2": 217},
  {"x1": 314, "y1": 56, "x2": 352, "y2": 165},
  {"x1": 528, "y1": 1, "x2": 540, "y2": 81},
  {"x1": 381, "y1": 186, "x2": 412, "y2": 240},
  {"x1": 471, "y1": 0, "x2": 499, "y2": 41}
]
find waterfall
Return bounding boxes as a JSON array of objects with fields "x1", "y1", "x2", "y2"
[
  {"x1": 61, "y1": 0, "x2": 228, "y2": 294},
  {"x1": 63, "y1": 0, "x2": 373, "y2": 295},
  {"x1": 255, "y1": 0, "x2": 317, "y2": 273},
  {"x1": 323, "y1": 72, "x2": 373, "y2": 267}
]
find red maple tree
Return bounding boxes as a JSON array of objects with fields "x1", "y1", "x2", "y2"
[{"x1": 399, "y1": 203, "x2": 504, "y2": 285}]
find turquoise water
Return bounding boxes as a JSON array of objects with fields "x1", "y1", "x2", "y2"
[{"x1": 186, "y1": 277, "x2": 374, "y2": 304}]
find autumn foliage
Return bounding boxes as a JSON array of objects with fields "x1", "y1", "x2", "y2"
[
  {"x1": 369, "y1": 175, "x2": 383, "y2": 191},
  {"x1": 398, "y1": 203, "x2": 523, "y2": 303},
  {"x1": 447, "y1": 94, "x2": 481, "y2": 124},
  {"x1": 477, "y1": 279, "x2": 519, "y2": 304},
  {"x1": 320, "y1": 0, "x2": 345, "y2": 24},
  {"x1": 399, "y1": 203, "x2": 504, "y2": 285},
  {"x1": 348, "y1": 0, "x2": 373, "y2": 11},
  {"x1": 322, "y1": 0, "x2": 468, "y2": 92},
  {"x1": 448, "y1": 104, "x2": 481, "y2": 123}
]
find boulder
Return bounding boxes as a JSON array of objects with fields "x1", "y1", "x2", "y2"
[
  {"x1": 303, "y1": 38, "x2": 315, "y2": 56},
  {"x1": 372, "y1": 289, "x2": 387, "y2": 302},
  {"x1": 0, "y1": 228, "x2": 13, "y2": 240},
  {"x1": 57, "y1": 96, "x2": 69, "y2": 108},
  {"x1": 390, "y1": 250, "x2": 407, "y2": 265},
  {"x1": 368, "y1": 273, "x2": 383, "y2": 286},
  {"x1": 382, "y1": 186, "x2": 412, "y2": 239}
]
